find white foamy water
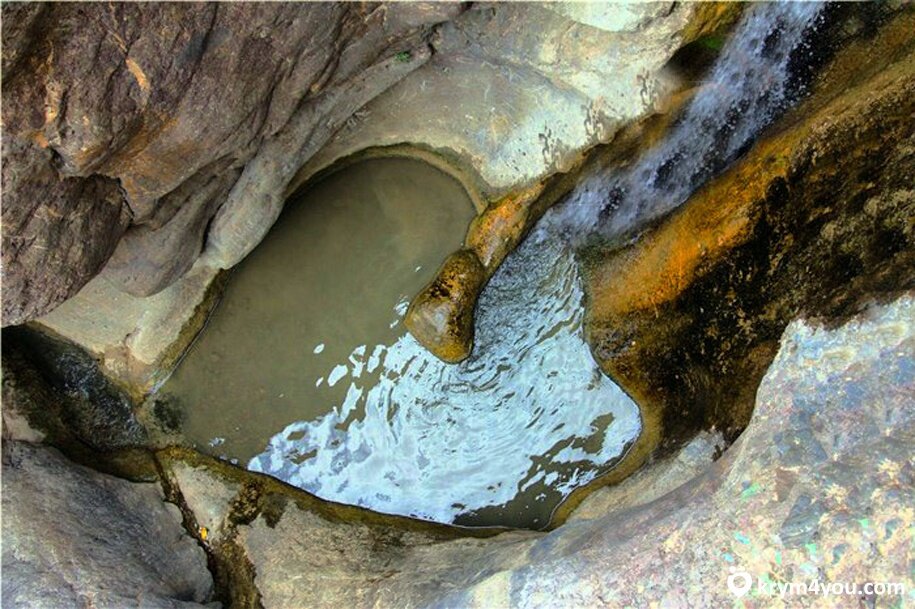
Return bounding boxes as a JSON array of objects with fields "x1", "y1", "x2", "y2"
[
  {"x1": 557, "y1": 1, "x2": 825, "y2": 240},
  {"x1": 248, "y1": 214, "x2": 640, "y2": 527}
]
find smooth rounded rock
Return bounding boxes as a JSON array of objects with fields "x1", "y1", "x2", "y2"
[
  {"x1": 1, "y1": 442, "x2": 214, "y2": 609},
  {"x1": 404, "y1": 249, "x2": 486, "y2": 363}
]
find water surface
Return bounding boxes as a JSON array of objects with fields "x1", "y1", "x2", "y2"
[{"x1": 164, "y1": 158, "x2": 641, "y2": 528}]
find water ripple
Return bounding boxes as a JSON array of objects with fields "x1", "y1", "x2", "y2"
[{"x1": 249, "y1": 215, "x2": 641, "y2": 527}]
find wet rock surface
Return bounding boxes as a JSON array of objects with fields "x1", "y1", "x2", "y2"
[
  {"x1": 153, "y1": 448, "x2": 530, "y2": 609},
  {"x1": 566, "y1": 430, "x2": 725, "y2": 523},
  {"x1": 1, "y1": 4, "x2": 913, "y2": 608},
  {"x1": 1, "y1": 442, "x2": 214, "y2": 609},
  {"x1": 405, "y1": 249, "x2": 487, "y2": 363},
  {"x1": 3, "y1": 328, "x2": 149, "y2": 449},
  {"x1": 583, "y1": 8, "x2": 915, "y2": 447},
  {"x1": 6, "y1": 293, "x2": 911, "y2": 607}
]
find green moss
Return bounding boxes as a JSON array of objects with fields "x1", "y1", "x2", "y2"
[{"x1": 697, "y1": 34, "x2": 726, "y2": 51}]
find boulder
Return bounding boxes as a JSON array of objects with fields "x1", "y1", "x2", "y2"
[
  {"x1": 1, "y1": 442, "x2": 214, "y2": 608},
  {"x1": 405, "y1": 249, "x2": 487, "y2": 363}
]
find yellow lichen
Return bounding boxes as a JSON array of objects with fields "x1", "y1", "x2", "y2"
[{"x1": 125, "y1": 57, "x2": 150, "y2": 92}]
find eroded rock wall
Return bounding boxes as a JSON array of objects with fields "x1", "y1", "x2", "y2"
[
  {"x1": 1, "y1": 2, "x2": 461, "y2": 324},
  {"x1": 294, "y1": 2, "x2": 737, "y2": 197},
  {"x1": 12, "y1": 2, "x2": 733, "y2": 396}
]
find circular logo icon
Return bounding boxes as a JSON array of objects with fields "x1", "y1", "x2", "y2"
[{"x1": 727, "y1": 567, "x2": 753, "y2": 597}]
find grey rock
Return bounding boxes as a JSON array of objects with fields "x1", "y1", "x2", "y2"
[
  {"x1": 296, "y1": 2, "x2": 701, "y2": 198},
  {"x1": 170, "y1": 463, "x2": 239, "y2": 546},
  {"x1": 1, "y1": 442, "x2": 214, "y2": 608}
]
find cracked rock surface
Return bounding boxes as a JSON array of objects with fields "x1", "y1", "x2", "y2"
[{"x1": 1, "y1": 442, "x2": 215, "y2": 609}]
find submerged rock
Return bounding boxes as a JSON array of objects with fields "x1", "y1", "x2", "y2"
[
  {"x1": 405, "y1": 249, "x2": 486, "y2": 363},
  {"x1": 1, "y1": 442, "x2": 214, "y2": 608}
]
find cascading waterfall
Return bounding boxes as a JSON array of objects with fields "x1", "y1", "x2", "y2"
[{"x1": 556, "y1": 1, "x2": 825, "y2": 241}]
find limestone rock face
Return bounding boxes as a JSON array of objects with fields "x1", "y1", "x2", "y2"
[
  {"x1": 295, "y1": 2, "x2": 734, "y2": 199},
  {"x1": 1, "y1": 2, "x2": 461, "y2": 325},
  {"x1": 1, "y1": 442, "x2": 214, "y2": 608},
  {"x1": 34, "y1": 260, "x2": 226, "y2": 398}
]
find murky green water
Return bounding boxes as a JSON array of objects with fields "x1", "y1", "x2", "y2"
[{"x1": 163, "y1": 157, "x2": 641, "y2": 528}]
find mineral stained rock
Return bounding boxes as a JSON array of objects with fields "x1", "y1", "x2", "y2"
[
  {"x1": 1, "y1": 442, "x2": 214, "y2": 609},
  {"x1": 584, "y1": 9, "x2": 915, "y2": 442},
  {"x1": 404, "y1": 249, "x2": 487, "y2": 363}
]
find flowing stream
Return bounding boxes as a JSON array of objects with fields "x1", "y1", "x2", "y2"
[
  {"x1": 556, "y1": 1, "x2": 825, "y2": 240},
  {"x1": 163, "y1": 2, "x2": 826, "y2": 529}
]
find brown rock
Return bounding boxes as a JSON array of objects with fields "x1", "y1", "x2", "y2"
[
  {"x1": 1, "y1": 2, "x2": 462, "y2": 324},
  {"x1": 1, "y1": 140, "x2": 130, "y2": 326},
  {"x1": 583, "y1": 10, "x2": 915, "y2": 443},
  {"x1": 465, "y1": 182, "x2": 544, "y2": 274},
  {"x1": 405, "y1": 249, "x2": 486, "y2": 363}
]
